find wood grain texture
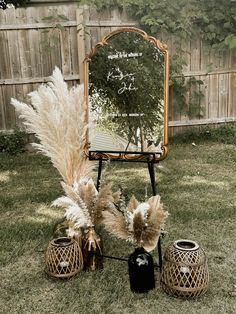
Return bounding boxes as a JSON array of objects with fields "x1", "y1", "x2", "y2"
[
  {"x1": 0, "y1": 6, "x2": 236, "y2": 132},
  {"x1": 76, "y1": 8, "x2": 85, "y2": 84}
]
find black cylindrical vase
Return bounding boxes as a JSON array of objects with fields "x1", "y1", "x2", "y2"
[{"x1": 128, "y1": 247, "x2": 155, "y2": 293}]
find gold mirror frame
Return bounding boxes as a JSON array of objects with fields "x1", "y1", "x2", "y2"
[{"x1": 84, "y1": 27, "x2": 169, "y2": 162}]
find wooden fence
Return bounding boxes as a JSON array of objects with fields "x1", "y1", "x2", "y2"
[{"x1": 0, "y1": 3, "x2": 236, "y2": 134}]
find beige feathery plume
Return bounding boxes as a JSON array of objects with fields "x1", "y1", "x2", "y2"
[
  {"x1": 102, "y1": 210, "x2": 130, "y2": 240},
  {"x1": 94, "y1": 183, "x2": 121, "y2": 223},
  {"x1": 101, "y1": 194, "x2": 168, "y2": 251},
  {"x1": 11, "y1": 67, "x2": 95, "y2": 185},
  {"x1": 78, "y1": 178, "x2": 98, "y2": 214},
  {"x1": 127, "y1": 195, "x2": 139, "y2": 212},
  {"x1": 53, "y1": 181, "x2": 94, "y2": 228},
  {"x1": 133, "y1": 212, "x2": 146, "y2": 245},
  {"x1": 54, "y1": 179, "x2": 121, "y2": 229},
  {"x1": 142, "y1": 195, "x2": 169, "y2": 252},
  {"x1": 112, "y1": 190, "x2": 122, "y2": 203}
]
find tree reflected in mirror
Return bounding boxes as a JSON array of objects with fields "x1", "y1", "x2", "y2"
[{"x1": 89, "y1": 31, "x2": 165, "y2": 152}]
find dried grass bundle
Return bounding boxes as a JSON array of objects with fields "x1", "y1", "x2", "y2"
[
  {"x1": 102, "y1": 194, "x2": 168, "y2": 251},
  {"x1": 11, "y1": 67, "x2": 95, "y2": 185},
  {"x1": 53, "y1": 178, "x2": 121, "y2": 231}
]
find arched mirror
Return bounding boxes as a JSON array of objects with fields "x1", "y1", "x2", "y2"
[{"x1": 84, "y1": 27, "x2": 169, "y2": 162}]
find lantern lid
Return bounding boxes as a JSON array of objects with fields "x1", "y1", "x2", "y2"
[{"x1": 173, "y1": 239, "x2": 199, "y2": 251}]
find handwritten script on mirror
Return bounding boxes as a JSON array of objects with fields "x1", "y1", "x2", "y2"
[
  {"x1": 108, "y1": 52, "x2": 143, "y2": 59},
  {"x1": 107, "y1": 68, "x2": 138, "y2": 94}
]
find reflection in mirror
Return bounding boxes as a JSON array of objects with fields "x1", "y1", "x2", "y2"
[{"x1": 85, "y1": 28, "x2": 169, "y2": 161}]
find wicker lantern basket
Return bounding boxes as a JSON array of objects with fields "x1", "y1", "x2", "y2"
[
  {"x1": 45, "y1": 237, "x2": 83, "y2": 279},
  {"x1": 161, "y1": 239, "x2": 209, "y2": 298}
]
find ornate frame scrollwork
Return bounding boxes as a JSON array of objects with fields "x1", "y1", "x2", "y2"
[{"x1": 83, "y1": 27, "x2": 169, "y2": 162}]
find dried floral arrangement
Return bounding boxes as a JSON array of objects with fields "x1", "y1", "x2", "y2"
[
  {"x1": 52, "y1": 180, "x2": 121, "y2": 237},
  {"x1": 102, "y1": 194, "x2": 168, "y2": 252},
  {"x1": 11, "y1": 67, "x2": 168, "y2": 255},
  {"x1": 11, "y1": 67, "x2": 119, "y2": 238}
]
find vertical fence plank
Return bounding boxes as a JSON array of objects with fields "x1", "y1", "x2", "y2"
[
  {"x1": 89, "y1": 7, "x2": 99, "y2": 48},
  {"x1": 170, "y1": 36, "x2": 182, "y2": 122},
  {"x1": 1, "y1": 12, "x2": 13, "y2": 80},
  {"x1": 218, "y1": 74, "x2": 229, "y2": 118},
  {"x1": 76, "y1": 7, "x2": 86, "y2": 84},
  {"x1": 4, "y1": 11, "x2": 15, "y2": 128},
  {"x1": 228, "y1": 73, "x2": 236, "y2": 117},
  {"x1": 5, "y1": 9, "x2": 21, "y2": 79},
  {"x1": 190, "y1": 38, "x2": 201, "y2": 72},
  {"x1": 199, "y1": 75, "x2": 209, "y2": 119},
  {"x1": 26, "y1": 7, "x2": 42, "y2": 78},
  {"x1": 83, "y1": 6, "x2": 91, "y2": 55},
  {"x1": 39, "y1": 6, "x2": 53, "y2": 76},
  {"x1": 190, "y1": 40, "x2": 201, "y2": 120},
  {"x1": 2, "y1": 85, "x2": 16, "y2": 128},
  {"x1": 0, "y1": 86, "x2": 6, "y2": 129},
  {"x1": 208, "y1": 74, "x2": 219, "y2": 118},
  {"x1": 60, "y1": 27, "x2": 71, "y2": 75},
  {"x1": 57, "y1": 6, "x2": 70, "y2": 75},
  {"x1": 69, "y1": 6, "x2": 79, "y2": 76},
  {"x1": 181, "y1": 39, "x2": 191, "y2": 73},
  {"x1": 17, "y1": 9, "x2": 33, "y2": 78},
  {"x1": 200, "y1": 42, "x2": 210, "y2": 71}
]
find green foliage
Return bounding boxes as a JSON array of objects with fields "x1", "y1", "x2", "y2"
[
  {"x1": 79, "y1": 0, "x2": 236, "y2": 50},
  {"x1": 5, "y1": 0, "x2": 30, "y2": 7},
  {"x1": 0, "y1": 129, "x2": 27, "y2": 155},
  {"x1": 79, "y1": 0, "x2": 236, "y2": 118}
]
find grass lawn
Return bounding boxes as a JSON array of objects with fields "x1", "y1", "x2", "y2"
[{"x1": 0, "y1": 140, "x2": 236, "y2": 314}]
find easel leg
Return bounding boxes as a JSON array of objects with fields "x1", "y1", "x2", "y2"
[
  {"x1": 96, "y1": 159, "x2": 103, "y2": 191},
  {"x1": 157, "y1": 236, "x2": 162, "y2": 269},
  {"x1": 147, "y1": 162, "x2": 157, "y2": 196},
  {"x1": 147, "y1": 162, "x2": 162, "y2": 269}
]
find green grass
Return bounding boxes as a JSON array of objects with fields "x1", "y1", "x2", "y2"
[{"x1": 0, "y1": 140, "x2": 236, "y2": 314}]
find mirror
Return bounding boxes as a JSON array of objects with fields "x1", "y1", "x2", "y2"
[{"x1": 84, "y1": 28, "x2": 169, "y2": 162}]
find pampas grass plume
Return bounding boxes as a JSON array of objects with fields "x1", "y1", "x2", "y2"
[{"x1": 11, "y1": 67, "x2": 95, "y2": 185}]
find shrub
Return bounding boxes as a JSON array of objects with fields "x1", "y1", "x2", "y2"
[{"x1": 0, "y1": 129, "x2": 27, "y2": 155}]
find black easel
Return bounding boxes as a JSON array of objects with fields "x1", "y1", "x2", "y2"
[{"x1": 92, "y1": 152, "x2": 162, "y2": 269}]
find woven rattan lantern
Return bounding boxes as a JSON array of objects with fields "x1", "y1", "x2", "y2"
[
  {"x1": 45, "y1": 237, "x2": 83, "y2": 279},
  {"x1": 161, "y1": 239, "x2": 209, "y2": 298}
]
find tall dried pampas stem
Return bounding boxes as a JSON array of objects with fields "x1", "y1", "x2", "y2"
[{"x1": 11, "y1": 67, "x2": 95, "y2": 185}]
